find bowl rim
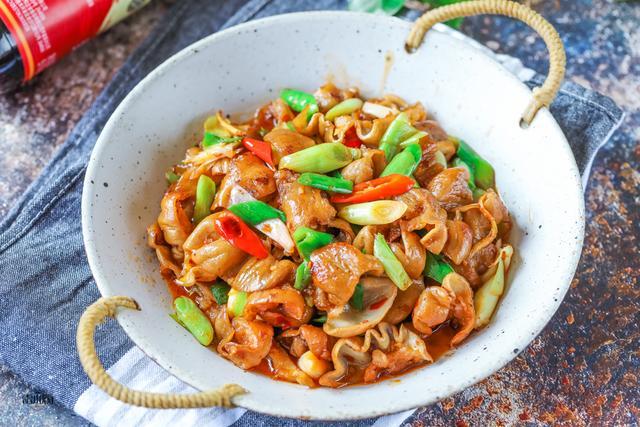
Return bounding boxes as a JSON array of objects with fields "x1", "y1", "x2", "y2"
[{"x1": 81, "y1": 10, "x2": 585, "y2": 420}]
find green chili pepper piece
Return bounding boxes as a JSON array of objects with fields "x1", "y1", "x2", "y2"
[
  {"x1": 193, "y1": 175, "x2": 216, "y2": 224},
  {"x1": 398, "y1": 130, "x2": 427, "y2": 148},
  {"x1": 455, "y1": 138, "x2": 495, "y2": 190},
  {"x1": 211, "y1": 281, "x2": 231, "y2": 305},
  {"x1": 228, "y1": 200, "x2": 286, "y2": 225},
  {"x1": 279, "y1": 142, "x2": 361, "y2": 173},
  {"x1": 373, "y1": 233, "x2": 412, "y2": 290},
  {"x1": 293, "y1": 227, "x2": 333, "y2": 260},
  {"x1": 297, "y1": 173, "x2": 354, "y2": 194},
  {"x1": 379, "y1": 112, "x2": 421, "y2": 161},
  {"x1": 311, "y1": 314, "x2": 327, "y2": 325},
  {"x1": 294, "y1": 262, "x2": 312, "y2": 290},
  {"x1": 165, "y1": 170, "x2": 180, "y2": 185},
  {"x1": 174, "y1": 296, "x2": 214, "y2": 346},
  {"x1": 350, "y1": 283, "x2": 365, "y2": 310},
  {"x1": 202, "y1": 132, "x2": 241, "y2": 148},
  {"x1": 424, "y1": 252, "x2": 454, "y2": 283},
  {"x1": 380, "y1": 142, "x2": 422, "y2": 177},
  {"x1": 280, "y1": 88, "x2": 318, "y2": 113}
]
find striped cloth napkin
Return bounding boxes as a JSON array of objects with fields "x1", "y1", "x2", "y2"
[{"x1": 0, "y1": 0, "x2": 623, "y2": 426}]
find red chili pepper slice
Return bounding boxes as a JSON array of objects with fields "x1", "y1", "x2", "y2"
[
  {"x1": 214, "y1": 212, "x2": 268, "y2": 259},
  {"x1": 242, "y1": 137, "x2": 274, "y2": 166},
  {"x1": 342, "y1": 126, "x2": 362, "y2": 148},
  {"x1": 369, "y1": 297, "x2": 388, "y2": 310},
  {"x1": 330, "y1": 174, "x2": 414, "y2": 203}
]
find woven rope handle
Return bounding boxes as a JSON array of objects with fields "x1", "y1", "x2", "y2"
[
  {"x1": 76, "y1": 296, "x2": 245, "y2": 408},
  {"x1": 405, "y1": 0, "x2": 566, "y2": 126}
]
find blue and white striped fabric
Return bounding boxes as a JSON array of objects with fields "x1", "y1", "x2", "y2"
[{"x1": 0, "y1": 0, "x2": 623, "y2": 426}]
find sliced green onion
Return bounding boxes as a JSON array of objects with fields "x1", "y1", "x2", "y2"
[
  {"x1": 452, "y1": 157, "x2": 476, "y2": 190},
  {"x1": 349, "y1": 283, "x2": 364, "y2": 310},
  {"x1": 174, "y1": 297, "x2": 214, "y2": 346},
  {"x1": 474, "y1": 246, "x2": 513, "y2": 328},
  {"x1": 193, "y1": 175, "x2": 216, "y2": 224},
  {"x1": 373, "y1": 233, "x2": 412, "y2": 290},
  {"x1": 165, "y1": 170, "x2": 180, "y2": 185},
  {"x1": 379, "y1": 112, "x2": 421, "y2": 161},
  {"x1": 279, "y1": 142, "x2": 361, "y2": 173},
  {"x1": 228, "y1": 200, "x2": 286, "y2": 225},
  {"x1": 294, "y1": 262, "x2": 312, "y2": 290},
  {"x1": 380, "y1": 142, "x2": 422, "y2": 177},
  {"x1": 211, "y1": 281, "x2": 231, "y2": 305},
  {"x1": 293, "y1": 227, "x2": 333, "y2": 260},
  {"x1": 455, "y1": 137, "x2": 495, "y2": 190},
  {"x1": 325, "y1": 98, "x2": 364, "y2": 121},
  {"x1": 227, "y1": 289, "x2": 247, "y2": 317},
  {"x1": 424, "y1": 252, "x2": 454, "y2": 283},
  {"x1": 338, "y1": 200, "x2": 407, "y2": 225},
  {"x1": 398, "y1": 131, "x2": 427, "y2": 148},
  {"x1": 202, "y1": 132, "x2": 241, "y2": 148},
  {"x1": 204, "y1": 115, "x2": 231, "y2": 138},
  {"x1": 298, "y1": 172, "x2": 354, "y2": 194}
]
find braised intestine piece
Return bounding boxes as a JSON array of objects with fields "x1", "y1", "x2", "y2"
[
  {"x1": 309, "y1": 243, "x2": 384, "y2": 308},
  {"x1": 413, "y1": 138, "x2": 444, "y2": 187},
  {"x1": 157, "y1": 192, "x2": 193, "y2": 260},
  {"x1": 383, "y1": 280, "x2": 424, "y2": 324},
  {"x1": 146, "y1": 222, "x2": 181, "y2": 275},
  {"x1": 266, "y1": 342, "x2": 315, "y2": 387},
  {"x1": 427, "y1": 167, "x2": 473, "y2": 210},
  {"x1": 243, "y1": 287, "x2": 311, "y2": 328},
  {"x1": 323, "y1": 277, "x2": 398, "y2": 338},
  {"x1": 275, "y1": 169, "x2": 337, "y2": 234},
  {"x1": 279, "y1": 325, "x2": 333, "y2": 361},
  {"x1": 389, "y1": 228, "x2": 427, "y2": 279},
  {"x1": 217, "y1": 317, "x2": 274, "y2": 369},
  {"x1": 455, "y1": 192, "x2": 498, "y2": 259},
  {"x1": 231, "y1": 255, "x2": 296, "y2": 292},
  {"x1": 178, "y1": 214, "x2": 247, "y2": 285},
  {"x1": 319, "y1": 322, "x2": 432, "y2": 387},
  {"x1": 340, "y1": 148, "x2": 386, "y2": 184},
  {"x1": 412, "y1": 273, "x2": 475, "y2": 345},
  {"x1": 214, "y1": 152, "x2": 276, "y2": 207},
  {"x1": 443, "y1": 220, "x2": 473, "y2": 265},
  {"x1": 394, "y1": 189, "x2": 448, "y2": 254},
  {"x1": 263, "y1": 128, "x2": 315, "y2": 165},
  {"x1": 355, "y1": 115, "x2": 394, "y2": 146}
]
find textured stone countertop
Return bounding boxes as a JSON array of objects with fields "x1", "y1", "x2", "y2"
[{"x1": 0, "y1": 0, "x2": 638, "y2": 425}]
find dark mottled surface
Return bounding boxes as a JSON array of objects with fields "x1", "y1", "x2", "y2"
[{"x1": 0, "y1": 0, "x2": 638, "y2": 425}]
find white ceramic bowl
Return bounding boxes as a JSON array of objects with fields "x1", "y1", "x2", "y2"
[{"x1": 82, "y1": 11, "x2": 585, "y2": 420}]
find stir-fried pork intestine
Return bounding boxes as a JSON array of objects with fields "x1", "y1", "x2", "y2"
[
  {"x1": 383, "y1": 280, "x2": 424, "y2": 324},
  {"x1": 275, "y1": 169, "x2": 337, "y2": 233},
  {"x1": 340, "y1": 148, "x2": 386, "y2": 184},
  {"x1": 412, "y1": 273, "x2": 474, "y2": 345},
  {"x1": 427, "y1": 167, "x2": 473, "y2": 210},
  {"x1": 148, "y1": 84, "x2": 515, "y2": 387},
  {"x1": 279, "y1": 325, "x2": 333, "y2": 361},
  {"x1": 243, "y1": 287, "x2": 311, "y2": 328},
  {"x1": 389, "y1": 229, "x2": 427, "y2": 279},
  {"x1": 146, "y1": 222, "x2": 181, "y2": 275},
  {"x1": 394, "y1": 189, "x2": 448, "y2": 254},
  {"x1": 443, "y1": 220, "x2": 473, "y2": 265},
  {"x1": 231, "y1": 255, "x2": 296, "y2": 292},
  {"x1": 217, "y1": 317, "x2": 273, "y2": 369},
  {"x1": 319, "y1": 323, "x2": 432, "y2": 387},
  {"x1": 266, "y1": 342, "x2": 316, "y2": 387},
  {"x1": 310, "y1": 243, "x2": 384, "y2": 308},
  {"x1": 214, "y1": 152, "x2": 276, "y2": 207},
  {"x1": 413, "y1": 139, "x2": 445, "y2": 187},
  {"x1": 263, "y1": 128, "x2": 315, "y2": 165}
]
